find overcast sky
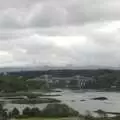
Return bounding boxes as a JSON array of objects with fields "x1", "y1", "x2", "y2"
[{"x1": 0, "y1": 0, "x2": 120, "y2": 67}]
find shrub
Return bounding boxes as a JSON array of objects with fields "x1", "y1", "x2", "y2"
[
  {"x1": 21, "y1": 107, "x2": 41, "y2": 118},
  {"x1": 42, "y1": 103, "x2": 79, "y2": 117},
  {"x1": 11, "y1": 108, "x2": 20, "y2": 118},
  {"x1": 96, "y1": 109, "x2": 108, "y2": 118},
  {"x1": 30, "y1": 107, "x2": 41, "y2": 117},
  {"x1": 18, "y1": 103, "x2": 79, "y2": 118},
  {"x1": 22, "y1": 107, "x2": 31, "y2": 117},
  {"x1": 0, "y1": 103, "x2": 8, "y2": 120}
]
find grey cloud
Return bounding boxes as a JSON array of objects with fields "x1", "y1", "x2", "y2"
[
  {"x1": 12, "y1": 37, "x2": 73, "y2": 66},
  {"x1": 27, "y1": 3, "x2": 67, "y2": 27},
  {"x1": 0, "y1": 29, "x2": 33, "y2": 40},
  {"x1": 86, "y1": 28, "x2": 120, "y2": 47},
  {"x1": 0, "y1": 0, "x2": 41, "y2": 9},
  {"x1": 0, "y1": 0, "x2": 120, "y2": 28},
  {"x1": 0, "y1": 0, "x2": 120, "y2": 67},
  {"x1": 25, "y1": 0, "x2": 120, "y2": 27},
  {"x1": 0, "y1": 32, "x2": 119, "y2": 67}
]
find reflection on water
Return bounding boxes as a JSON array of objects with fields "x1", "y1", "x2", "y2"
[{"x1": 4, "y1": 90, "x2": 120, "y2": 115}]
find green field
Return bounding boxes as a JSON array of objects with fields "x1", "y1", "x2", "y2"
[
  {"x1": 17, "y1": 118, "x2": 60, "y2": 120},
  {"x1": 16, "y1": 117, "x2": 78, "y2": 120}
]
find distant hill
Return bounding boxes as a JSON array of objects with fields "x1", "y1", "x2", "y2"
[{"x1": 0, "y1": 65, "x2": 120, "y2": 73}]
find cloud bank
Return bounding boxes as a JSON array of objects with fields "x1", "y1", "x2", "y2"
[{"x1": 0, "y1": 0, "x2": 120, "y2": 67}]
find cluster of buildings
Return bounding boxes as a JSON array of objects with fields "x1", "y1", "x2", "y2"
[{"x1": 27, "y1": 75, "x2": 95, "y2": 89}]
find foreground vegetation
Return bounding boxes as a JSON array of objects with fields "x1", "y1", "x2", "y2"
[
  {"x1": 14, "y1": 115, "x2": 120, "y2": 120},
  {"x1": 0, "y1": 103, "x2": 79, "y2": 120},
  {"x1": 0, "y1": 101, "x2": 120, "y2": 120},
  {"x1": 11, "y1": 98, "x2": 61, "y2": 104},
  {"x1": 15, "y1": 118, "x2": 78, "y2": 120}
]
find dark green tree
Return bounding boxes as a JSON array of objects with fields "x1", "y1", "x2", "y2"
[
  {"x1": 11, "y1": 108, "x2": 20, "y2": 118},
  {"x1": 30, "y1": 108, "x2": 41, "y2": 117},
  {"x1": 22, "y1": 107, "x2": 31, "y2": 116},
  {"x1": 0, "y1": 103, "x2": 8, "y2": 120}
]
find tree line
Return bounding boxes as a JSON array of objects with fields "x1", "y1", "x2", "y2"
[{"x1": 0, "y1": 69, "x2": 120, "y2": 92}]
